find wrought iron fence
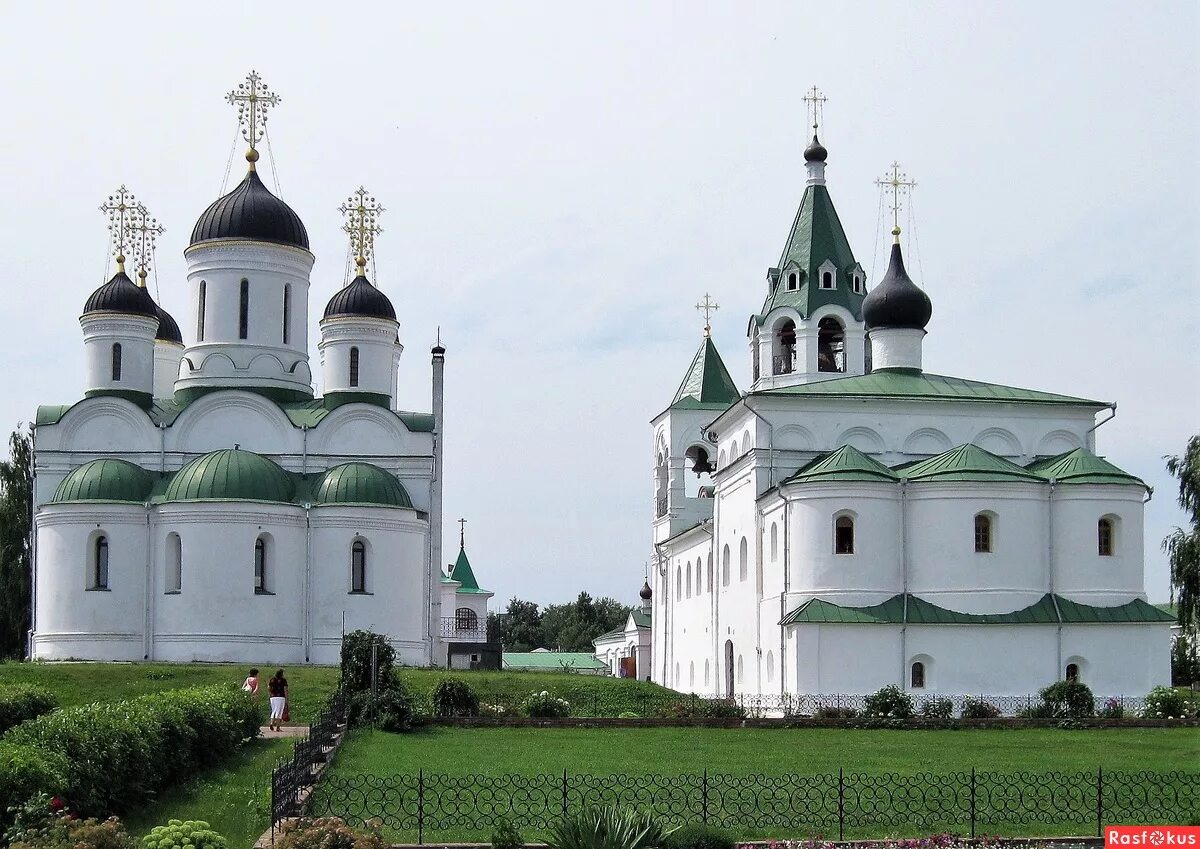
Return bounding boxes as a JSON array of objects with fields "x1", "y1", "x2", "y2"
[
  {"x1": 309, "y1": 768, "x2": 1200, "y2": 843},
  {"x1": 270, "y1": 688, "x2": 348, "y2": 831}
]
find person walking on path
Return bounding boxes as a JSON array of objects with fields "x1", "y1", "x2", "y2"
[
  {"x1": 267, "y1": 669, "x2": 289, "y2": 732},
  {"x1": 241, "y1": 668, "x2": 260, "y2": 697}
]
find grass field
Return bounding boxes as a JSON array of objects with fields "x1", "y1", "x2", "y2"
[{"x1": 393, "y1": 667, "x2": 670, "y2": 714}]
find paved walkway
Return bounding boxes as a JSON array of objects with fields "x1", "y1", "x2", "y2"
[{"x1": 260, "y1": 725, "x2": 310, "y2": 738}]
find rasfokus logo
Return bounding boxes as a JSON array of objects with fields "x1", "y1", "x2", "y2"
[{"x1": 1106, "y1": 827, "x2": 1200, "y2": 847}]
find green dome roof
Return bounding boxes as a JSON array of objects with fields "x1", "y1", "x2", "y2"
[
  {"x1": 52, "y1": 459, "x2": 154, "y2": 504},
  {"x1": 314, "y1": 463, "x2": 412, "y2": 508},
  {"x1": 164, "y1": 449, "x2": 294, "y2": 503}
]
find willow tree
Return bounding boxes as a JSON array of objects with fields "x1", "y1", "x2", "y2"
[{"x1": 1165, "y1": 434, "x2": 1200, "y2": 629}]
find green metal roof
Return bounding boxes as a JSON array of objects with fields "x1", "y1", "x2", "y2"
[
  {"x1": 447, "y1": 545, "x2": 489, "y2": 594},
  {"x1": 592, "y1": 627, "x2": 625, "y2": 644},
  {"x1": 502, "y1": 652, "x2": 607, "y2": 671},
  {"x1": 51, "y1": 458, "x2": 154, "y2": 504},
  {"x1": 781, "y1": 593, "x2": 1178, "y2": 626},
  {"x1": 672, "y1": 336, "x2": 740, "y2": 408},
  {"x1": 631, "y1": 609, "x2": 651, "y2": 628},
  {"x1": 783, "y1": 445, "x2": 898, "y2": 484},
  {"x1": 756, "y1": 370, "x2": 1106, "y2": 407},
  {"x1": 163, "y1": 449, "x2": 295, "y2": 503},
  {"x1": 756, "y1": 183, "x2": 864, "y2": 321},
  {"x1": 901, "y1": 443, "x2": 1045, "y2": 483},
  {"x1": 314, "y1": 462, "x2": 413, "y2": 507},
  {"x1": 1026, "y1": 448, "x2": 1145, "y2": 486}
]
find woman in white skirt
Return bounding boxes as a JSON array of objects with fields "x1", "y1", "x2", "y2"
[{"x1": 267, "y1": 668, "x2": 289, "y2": 732}]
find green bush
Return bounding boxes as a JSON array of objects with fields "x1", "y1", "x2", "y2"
[
  {"x1": 0, "y1": 745, "x2": 69, "y2": 829},
  {"x1": 546, "y1": 806, "x2": 675, "y2": 849},
  {"x1": 348, "y1": 685, "x2": 419, "y2": 732},
  {"x1": 433, "y1": 679, "x2": 480, "y2": 717},
  {"x1": 1142, "y1": 685, "x2": 1196, "y2": 719},
  {"x1": 662, "y1": 824, "x2": 734, "y2": 849},
  {"x1": 1040, "y1": 680, "x2": 1095, "y2": 719},
  {"x1": 0, "y1": 686, "x2": 58, "y2": 735},
  {"x1": 491, "y1": 818, "x2": 524, "y2": 849},
  {"x1": 960, "y1": 697, "x2": 1001, "y2": 719},
  {"x1": 141, "y1": 819, "x2": 226, "y2": 849},
  {"x1": 814, "y1": 705, "x2": 859, "y2": 719},
  {"x1": 521, "y1": 691, "x2": 571, "y2": 718},
  {"x1": 7, "y1": 800, "x2": 135, "y2": 849},
  {"x1": 273, "y1": 817, "x2": 386, "y2": 849},
  {"x1": 863, "y1": 685, "x2": 914, "y2": 719},
  {"x1": 1098, "y1": 697, "x2": 1125, "y2": 719},
  {"x1": 340, "y1": 630, "x2": 396, "y2": 694},
  {"x1": 919, "y1": 697, "x2": 954, "y2": 719},
  {"x1": 1015, "y1": 702, "x2": 1054, "y2": 719}
]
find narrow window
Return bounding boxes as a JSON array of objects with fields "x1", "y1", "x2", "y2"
[
  {"x1": 94, "y1": 536, "x2": 109, "y2": 589},
  {"x1": 974, "y1": 514, "x2": 993, "y2": 553},
  {"x1": 351, "y1": 540, "x2": 366, "y2": 592},
  {"x1": 853, "y1": 274, "x2": 863, "y2": 294},
  {"x1": 197, "y1": 280, "x2": 206, "y2": 341},
  {"x1": 166, "y1": 533, "x2": 182, "y2": 593},
  {"x1": 282, "y1": 284, "x2": 291, "y2": 345},
  {"x1": 676, "y1": 565, "x2": 682, "y2": 601},
  {"x1": 111, "y1": 343, "x2": 122, "y2": 381},
  {"x1": 254, "y1": 537, "x2": 267, "y2": 593},
  {"x1": 456, "y1": 607, "x2": 478, "y2": 631},
  {"x1": 787, "y1": 272, "x2": 798, "y2": 291},
  {"x1": 349, "y1": 346, "x2": 360, "y2": 387},
  {"x1": 706, "y1": 553, "x2": 713, "y2": 592},
  {"x1": 239, "y1": 279, "x2": 249, "y2": 340},
  {"x1": 1098, "y1": 518, "x2": 1114, "y2": 556},
  {"x1": 817, "y1": 317, "x2": 845, "y2": 373},
  {"x1": 738, "y1": 537, "x2": 748, "y2": 581},
  {"x1": 822, "y1": 271, "x2": 833, "y2": 289},
  {"x1": 685, "y1": 562, "x2": 692, "y2": 599},
  {"x1": 911, "y1": 661, "x2": 926, "y2": 688},
  {"x1": 774, "y1": 320, "x2": 797, "y2": 375},
  {"x1": 722, "y1": 545, "x2": 730, "y2": 587},
  {"x1": 1065, "y1": 663, "x2": 1080, "y2": 682},
  {"x1": 770, "y1": 522, "x2": 778, "y2": 561},
  {"x1": 835, "y1": 516, "x2": 855, "y2": 554}
]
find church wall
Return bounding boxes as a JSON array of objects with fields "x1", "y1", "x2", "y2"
[
  {"x1": 789, "y1": 623, "x2": 902, "y2": 694},
  {"x1": 1052, "y1": 485, "x2": 1146, "y2": 605},
  {"x1": 80, "y1": 314, "x2": 158, "y2": 399},
  {"x1": 713, "y1": 466, "x2": 762, "y2": 695},
  {"x1": 1059, "y1": 624, "x2": 1171, "y2": 695},
  {"x1": 658, "y1": 531, "x2": 715, "y2": 693},
  {"x1": 168, "y1": 391, "x2": 296, "y2": 455},
  {"x1": 904, "y1": 624, "x2": 1057, "y2": 695}
]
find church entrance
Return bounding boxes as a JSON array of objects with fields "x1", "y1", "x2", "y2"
[{"x1": 724, "y1": 640, "x2": 734, "y2": 697}]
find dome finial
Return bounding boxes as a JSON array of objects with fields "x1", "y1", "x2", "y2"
[
  {"x1": 802, "y1": 85, "x2": 827, "y2": 139},
  {"x1": 695, "y1": 292, "x2": 719, "y2": 338},
  {"x1": 875, "y1": 161, "x2": 917, "y2": 246},
  {"x1": 99, "y1": 186, "x2": 139, "y2": 276},
  {"x1": 130, "y1": 201, "x2": 164, "y2": 287},
  {"x1": 226, "y1": 70, "x2": 280, "y2": 170},
  {"x1": 340, "y1": 186, "x2": 384, "y2": 282}
]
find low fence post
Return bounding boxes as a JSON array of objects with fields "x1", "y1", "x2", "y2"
[
  {"x1": 838, "y1": 767, "x2": 845, "y2": 841},
  {"x1": 563, "y1": 769, "x2": 569, "y2": 819},
  {"x1": 969, "y1": 767, "x2": 976, "y2": 839},
  {"x1": 1097, "y1": 766, "x2": 1103, "y2": 839},
  {"x1": 417, "y1": 769, "x2": 425, "y2": 845},
  {"x1": 702, "y1": 768, "x2": 708, "y2": 825}
]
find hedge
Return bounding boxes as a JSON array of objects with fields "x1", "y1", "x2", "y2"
[
  {"x1": 0, "y1": 685, "x2": 58, "y2": 735},
  {"x1": 0, "y1": 685, "x2": 263, "y2": 821}
]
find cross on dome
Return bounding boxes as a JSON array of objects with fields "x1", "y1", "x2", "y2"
[
  {"x1": 130, "y1": 202, "x2": 165, "y2": 287},
  {"x1": 875, "y1": 161, "x2": 917, "y2": 242},
  {"x1": 340, "y1": 186, "x2": 384, "y2": 279},
  {"x1": 226, "y1": 70, "x2": 280, "y2": 163},
  {"x1": 458, "y1": 517, "x2": 467, "y2": 548},
  {"x1": 99, "y1": 186, "x2": 139, "y2": 273},
  {"x1": 695, "y1": 293, "x2": 720, "y2": 337},
  {"x1": 802, "y1": 85, "x2": 827, "y2": 136}
]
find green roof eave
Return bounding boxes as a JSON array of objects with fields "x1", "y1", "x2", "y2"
[
  {"x1": 902, "y1": 443, "x2": 1045, "y2": 483},
  {"x1": 1025, "y1": 448, "x2": 1144, "y2": 487},
  {"x1": 593, "y1": 628, "x2": 625, "y2": 644},
  {"x1": 781, "y1": 593, "x2": 1177, "y2": 626},
  {"x1": 781, "y1": 444, "x2": 898, "y2": 485},
  {"x1": 755, "y1": 371, "x2": 1107, "y2": 408}
]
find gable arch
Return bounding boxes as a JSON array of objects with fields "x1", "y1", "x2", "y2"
[
  {"x1": 309, "y1": 404, "x2": 414, "y2": 456},
  {"x1": 834, "y1": 426, "x2": 886, "y2": 456},
  {"x1": 774, "y1": 424, "x2": 815, "y2": 451},
  {"x1": 973, "y1": 427, "x2": 1022, "y2": 458},
  {"x1": 169, "y1": 390, "x2": 294, "y2": 454},
  {"x1": 902, "y1": 427, "x2": 953, "y2": 456},
  {"x1": 809, "y1": 303, "x2": 858, "y2": 326},
  {"x1": 56, "y1": 397, "x2": 159, "y2": 452},
  {"x1": 1036, "y1": 429, "x2": 1084, "y2": 457}
]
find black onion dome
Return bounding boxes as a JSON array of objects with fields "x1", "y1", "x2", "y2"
[
  {"x1": 155, "y1": 303, "x2": 183, "y2": 344},
  {"x1": 323, "y1": 275, "x2": 396, "y2": 321},
  {"x1": 190, "y1": 169, "x2": 309, "y2": 250},
  {"x1": 82, "y1": 271, "x2": 159, "y2": 318},
  {"x1": 639, "y1": 581, "x2": 652, "y2": 601},
  {"x1": 804, "y1": 134, "x2": 828, "y2": 163},
  {"x1": 862, "y1": 242, "x2": 933, "y2": 330}
]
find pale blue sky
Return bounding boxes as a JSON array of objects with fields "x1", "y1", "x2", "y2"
[{"x1": 0, "y1": 2, "x2": 1194, "y2": 606}]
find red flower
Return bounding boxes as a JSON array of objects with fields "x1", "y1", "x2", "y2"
[{"x1": 49, "y1": 797, "x2": 65, "y2": 812}]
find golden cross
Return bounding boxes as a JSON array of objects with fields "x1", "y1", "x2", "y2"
[
  {"x1": 339, "y1": 186, "x2": 385, "y2": 277},
  {"x1": 130, "y1": 202, "x2": 165, "y2": 287},
  {"x1": 99, "y1": 186, "x2": 139, "y2": 273},
  {"x1": 875, "y1": 161, "x2": 917, "y2": 240},
  {"x1": 695, "y1": 293, "x2": 720, "y2": 337},
  {"x1": 226, "y1": 70, "x2": 280, "y2": 153},
  {"x1": 458, "y1": 518, "x2": 467, "y2": 548},
  {"x1": 802, "y1": 85, "x2": 827, "y2": 135}
]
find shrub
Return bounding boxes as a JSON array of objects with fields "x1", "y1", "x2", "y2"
[
  {"x1": 863, "y1": 685, "x2": 914, "y2": 719},
  {"x1": 960, "y1": 697, "x2": 1001, "y2": 719},
  {"x1": 340, "y1": 630, "x2": 396, "y2": 694},
  {"x1": 8, "y1": 802, "x2": 135, "y2": 849},
  {"x1": 433, "y1": 679, "x2": 480, "y2": 717},
  {"x1": 662, "y1": 824, "x2": 734, "y2": 849},
  {"x1": 814, "y1": 705, "x2": 859, "y2": 719},
  {"x1": 546, "y1": 806, "x2": 675, "y2": 849},
  {"x1": 348, "y1": 685, "x2": 418, "y2": 732},
  {"x1": 0, "y1": 746, "x2": 69, "y2": 830},
  {"x1": 1098, "y1": 697, "x2": 1125, "y2": 719},
  {"x1": 1040, "y1": 680, "x2": 1095, "y2": 719},
  {"x1": 491, "y1": 818, "x2": 524, "y2": 849},
  {"x1": 274, "y1": 818, "x2": 387, "y2": 849},
  {"x1": 919, "y1": 698, "x2": 954, "y2": 719},
  {"x1": 521, "y1": 691, "x2": 571, "y2": 718},
  {"x1": 140, "y1": 820, "x2": 226, "y2": 849},
  {"x1": 0, "y1": 686, "x2": 58, "y2": 735},
  {"x1": 1015, "y1": 702, "x2": 1054, "y2": 719},
  {"x1": 654, "y1": 698, "x2": 745, "y2": 720},
  {"x1": 1142, "y1": 685, "x2": 1196, "y2": 719}
]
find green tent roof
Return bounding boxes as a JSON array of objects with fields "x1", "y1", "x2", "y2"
[
  {"x1": 51, "y1": 458, "x2": 154, "y2": 504},
  {"x1": 445, "y1": 545, "x2": 489, "y2": 594},
  {"x1": 756, "y1": 370, "x2": 1106, "y2": 407},
  {"x1": 672, "y1": 336, "x2": 740, "y2": 408},
  {"x1": 502, "y1": 652, "x2": 607, "y2": 671},
  {"x1": 314, "y1": 462, "x2": 413, "y2": 507},
  {"x1": 783, "y1": 444, "x2": 898, "y2": 484},
  {"x1": 781, "y1": 593, "x2": 1177, "y2": 626},
  {"x1": 901, "y1": 443, "x2": 1045, "y2": 483},
  {"x1": 631, "y1": 609, "x2": 651, "y2": 628},
  {"x1": 1026, "y1": 448, "x2": 1144, "y2": 486},
  {"x1": 163, "y1": 449, "x2": 295, "y2": 503}
]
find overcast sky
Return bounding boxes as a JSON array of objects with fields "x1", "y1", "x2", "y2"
[{"x1": 0, "y1": 2, "x2": 1195, "y2": 607}]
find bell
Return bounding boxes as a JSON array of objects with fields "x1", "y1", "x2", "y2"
[{"x1": 689, "y1": 447, "x2": 713, "y2": 475}]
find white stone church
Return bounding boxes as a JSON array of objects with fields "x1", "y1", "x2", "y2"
[
  {"x1": 29, "y1": 77, "x2": 490, "y2": 666},
  {"x1": 649, "y1": 132, "x2": 1173, "y2": 700}
]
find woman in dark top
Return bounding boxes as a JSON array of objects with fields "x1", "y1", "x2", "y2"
[{"x1": 267, "y1": 669, "x2": 288, "y2": 731}]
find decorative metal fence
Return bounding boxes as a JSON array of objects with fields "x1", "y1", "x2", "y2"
[
  {"x1": 309, "y1": 769, "x2": 1200, "y2": 843},
  {"x1": 270, "y1": 688, "x2": 348, "y2": 830}
]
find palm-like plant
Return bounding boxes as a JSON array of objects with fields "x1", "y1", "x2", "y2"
[{"x1": 546, "y1": 806, "x2": 675, "y2": 849}]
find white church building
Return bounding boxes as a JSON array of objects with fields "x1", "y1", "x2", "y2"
[
  {"x1": 649, "y1": 130, "x2": 1173, "y2": 701},
  {"x1": 29, "y1": 75, "x2": 489, "y2": 666}
]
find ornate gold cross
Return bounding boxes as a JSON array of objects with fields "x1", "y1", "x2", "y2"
[
  {"x1": 226, "y1": 70, "x2": 280, "y2": 154},
  {"x1": 339, "y1": 186, "x2": 385, "y2": 276},
  {"x1": 695, "y1": 293, "x2": 720, "y2": 337},
  {"x1": 875, "y1": 161, "x2": 917, "y2": 239},
  {"x1": 802, "y1": 85, "x2": 827, "y2": 135},
  {"x1": 99, "y1": 186, "x2": 139, "y2": 273},
  {"x1": 131, "y1": 202, "x2": 165, "y2": 287}
]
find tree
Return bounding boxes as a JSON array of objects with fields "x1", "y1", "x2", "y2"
[
  {"x1": 497, "y1": 597, "x2": 543, "y2": 651},
  {"x1": 540, "y1": 592, "x2": 632, "y2": 652},
  {"x1": 0, "y1": 426, "x2": 32, "y2": 659},
  {"x1": 1164, "y1": 435, "x2": 1200, "y2": 629}
]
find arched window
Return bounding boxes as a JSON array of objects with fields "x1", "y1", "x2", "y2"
[
  {"x1": 817, "y1": 317, "x2": 845, "y2": 373},
  {"x1": 165, "y1": 533, "x2": 182, "y2": 593},
  {"x1": 349, "y1": 346, "x2": 360, "y2": 387},
  {"x1": 704, "y1": 659, "x2": 710, "y2": 687},
  {"x1": 787, "y1": 272, "x2": 798, "y2": 291},
  {"x1": 676, "y1": 565, "x2": 682, "y2": 601},
  {"x1": 282, "y1": 284, "x2": 291, "y2": 344},
  {"x1": 852, "y1": 273, "x2": 863, "y2": 294},
  {"x1": 238, "y1": 279, "x2": 250, "y2": 339},
  {"x1": 1065, "y1": 662, "x2": 1080, "y2": 682},
  {"x1": 766, "y1": 650, "x2": 775, "y2": 683},
  {"x1": 911, "y1": 661, "x2": 926, "y2": 688},
  {"x1": 456, "y1": 607, "x2": 479, "y2": 632},
  {"x1": 770, "y1": 522, "x2": 778, "y2": 561},
  {"x1": 974, "y1": 513, "x2": 993, "y2": 553},
  {"x1": 685, "y1": 562, "x2": 692, "y2": 599},
  {"x1": 197, "y1": 280, "x2": 206, "y2": 341},
  {"x1": 738, "y1": 537, "x2": 748, "y2": 581},
  {"x1": 821, "y1": 271, "x2": 834, "y2": 289},
  {"x1": 111, "y1": 343, "x2": 122, "y2": 381},
  {"x1": 706, "y1": 553, "x2": 713, "y2": 592},
  {"x1": 773, "y1": 320, "x2": 797, "y2": 375},
  {"x1": 689, "y1": 661, "x2": 695, "y2": 688},
  {"x1": 93, "y1": 535, "x2": 109, "y2": 589},
  {"x1": 722, "y1": 544, "x2": 731, "y2": 587},
  {"x1": 835, "y1": 515, "x2": 855, "y2": 554},
  {"x1": 737, "y1": 654, "x2": 744, "y2": 685},
  {"x1": 351, "y1": 540, "x2": 367, "y2": 593},
  {"x1": 655, "y1": 448, "x2": 669, "y2": 518},
  {"x1": 254, "y1": 536, "x2": 268, "y2": 593},
  {"x1": 1098, "y1": 518, "x2": 1114, "y2": 556}
]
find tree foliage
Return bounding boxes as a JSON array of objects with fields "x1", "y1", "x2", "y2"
[
  {"x1": 498, "y1": 593, "x2": 632, "y2": 652},
  {"x1": 1164, "y1": 434, "x2": 1200, "y2": 629},
  {"x1": 0, "y1": 427, "x2": 32, "y2": 660}
]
